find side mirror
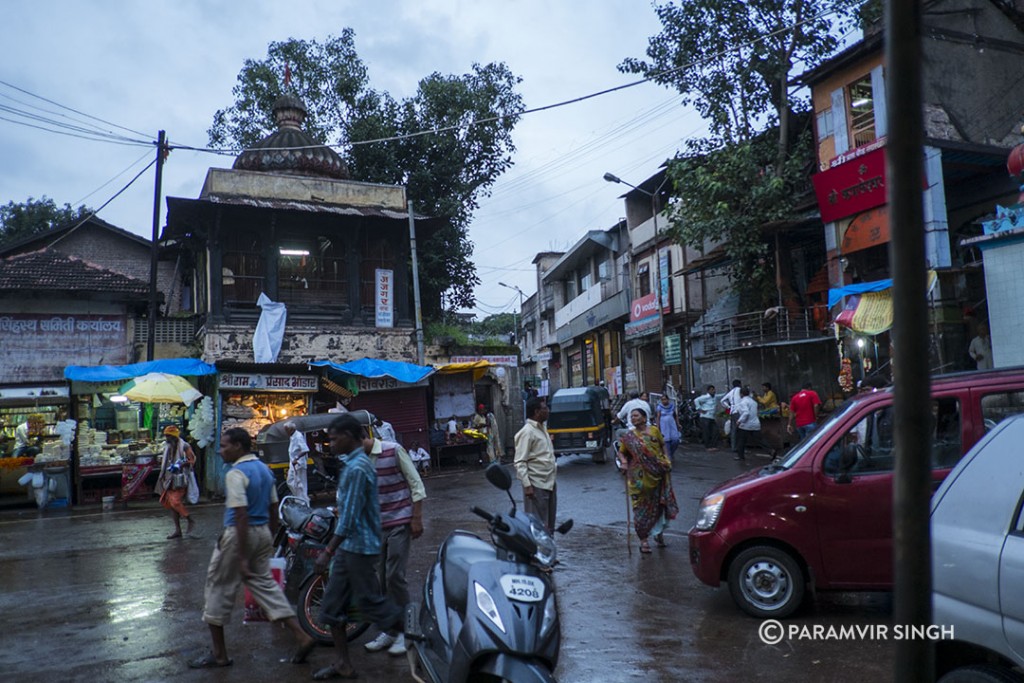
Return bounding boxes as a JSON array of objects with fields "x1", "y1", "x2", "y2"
[{"x1": 485, "y1": 462, "x2": 512, "y2": 491}]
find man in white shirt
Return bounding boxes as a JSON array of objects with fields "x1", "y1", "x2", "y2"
[
  {"x1": 968, "y1": 324, "x2": 993, "y2": 370},
  {"x1": 407, "y1": 441, "x2": 431, "y2": 472},
  {"x1": 284, "y1": 424, "x2": 309, "y2": 503},
  {"x1": 616, "y1": 392, "x2": 651, "y2": 428},
  {"x1": 720, "y1": 380, "x2": 743, "y2": 451},
  {"x1": 374, "y1": 417, "x2": 397, "y2": 442},
  {"x1": 734, "y1": 388, "x2": 761, "y2": 462}
]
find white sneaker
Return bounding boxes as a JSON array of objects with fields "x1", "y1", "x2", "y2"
[
  {"x1": 387, "y1": 633, "x2": 407, "y2": 656},
  {"x1": 364, "y1": 632, "x2": 396, "y2": 652}
]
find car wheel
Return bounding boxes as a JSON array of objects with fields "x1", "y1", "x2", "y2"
[
  {"x1": 727, "y1": 545, "x2": 805, "y2": 619},
  {"x1": 938, "y1": 665, "x2": 1024, "y2": 683}
]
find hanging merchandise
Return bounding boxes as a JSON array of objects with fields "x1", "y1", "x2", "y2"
[
  {"x1": 188, "y1": 396, "x2": 216, "y2": 448},
  {"x1": 838, "y1": 358, "x2": 855, "y2": 393}
]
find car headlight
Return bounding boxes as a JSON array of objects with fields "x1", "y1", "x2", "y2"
[
  {"x1": 541, "y1": 594, "x2": 558, "y2": 636},
  {"x1": 695, "y1": 493, "x2": 725, "y2": 531},
  {"x1": 531, "y1": 519, "x2": 556, "y2": 566},
  {"x1": 474, "y1": 582, "x2": 506, "y2": 633}
]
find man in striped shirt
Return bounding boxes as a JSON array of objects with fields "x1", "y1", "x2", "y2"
[
  {"x1": 358, "y1": 432, "x2": 426, "y2": 656},
  {"x1": 312, "y1": 415, "x2": 402, "y2": 681}
]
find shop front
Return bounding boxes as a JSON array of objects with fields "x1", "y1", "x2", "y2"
[
  {"x1": 0, "y1": 383, "x2": 72, "y2": 507},
  {"x1": 65, "y1": 359, "x2": 216, "y2": 505}
]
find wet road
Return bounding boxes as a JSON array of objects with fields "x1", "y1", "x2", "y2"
[{"x1": 0, "y1": 445, "x2": 895, "y2": 682}]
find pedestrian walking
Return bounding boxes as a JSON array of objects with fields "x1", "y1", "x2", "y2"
[
  {"x1": 189, "y1": 428, "x2": 314, "y2": 669},
  {"x1": 616, "y1": 408, "x2": 679, "y2": 554},
  {"x1": 654, "y1": 393, "x2": 681, "y2": 459},
  {"x1": 360, "y1": 432, "x2": 426, "y2": 657},
  {"x1": 157, "y1": 425, "x2": 196, "y2": 539},
  {"x1": 312, "y1": 415, "x2": 403, "y2": 681},
  {"x1": 514, "y1": 396, "x2": 557, "y2": 533},
  {"x1": 720, "y1": 380, "x2": 743, "y2": 451},
  {"x1": 693, "y1": 385, "x2": 719, "y2": 450},
  {"x1": 734, "y1": 387, "x2": 761, "y2": 462},
  {"x1": 787, "y1": 382, "x2": 823, "y2": 441},
  {"x1": 616, "y1": 391, "x2": 652, "y2": 427},
  {"x1": 284, "y1": 423, "x2": 309, "y2": 503}
]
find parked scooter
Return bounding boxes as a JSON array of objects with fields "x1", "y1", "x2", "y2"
[
  {"x1": 405, "y1": 463, "x2": 573, "y2": 683},
  {"x1": 272, "y1": 495, "x2": 368, "y2": 644}
]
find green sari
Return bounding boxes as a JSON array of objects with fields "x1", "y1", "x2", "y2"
[{"x1": 619, "y1": 426, "x2": 679, "y2": 539}]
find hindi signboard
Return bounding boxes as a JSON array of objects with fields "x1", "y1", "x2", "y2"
[
  {"x1": 375, "y1": 268, "x2": 394, "y2": 328},
  {"x1": 218, "y1": 373, "x2": 319, "y2": 392},
  {"x1": 0, "y1": 313, "x2": 128, "y2": 384},
  {"x1": 663, "y1": 334, "x2": 682, "y2": 366}
]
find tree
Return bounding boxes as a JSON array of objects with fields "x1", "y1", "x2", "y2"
[
  {"x1": 620, "y1": 0, "x2": 861, "y2": 301},
  {"x1": 209, "y1": 33, "x2": 525, "y2": 319},
  {"x1": 0, "y1": 196, "x2": 92, "y2": 246}
]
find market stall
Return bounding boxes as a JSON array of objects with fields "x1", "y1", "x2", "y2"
[
  {"x1": 64, "y1": 359, "x2": 216, "y2": 505},
  {"x1": 431, "y1": 361, "x2": 499, "y2": 465},
  {"x1": 215, "y1": 362, "x2": 319, "y2": 438},
  {"x1": 0, "y1": 383, "x2": 73, "y2": 507}
]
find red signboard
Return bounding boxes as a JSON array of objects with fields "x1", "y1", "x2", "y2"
[
  {"x1": 812, "y1": 146, "x2": 887, "y2": 223},
  {"x1": 842, "y1": 207, "x2": 890, "y2": 254},
  {"x1": 630, "y1": 293, "x2": 658, "y2": 322}
]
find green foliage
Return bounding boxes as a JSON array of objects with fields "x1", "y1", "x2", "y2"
[
  {"x1": 0, "y1": 197, "x2": 92, "y2": 245},
  {"x1": 667, "y1": 128, "x2": 814, "y2": 307},
  {"x1": 208, "y1": 33, "x2": 525, "y2": 319},
  {"x1": 623, "y1": 0, "x2": 859, "y2": 301},
  {"x1": 473, "y1": 312, "x2": 516, "y2": 338},
  {"x1": 426, "y1": 313, "x2": 517, "y2": 347}
]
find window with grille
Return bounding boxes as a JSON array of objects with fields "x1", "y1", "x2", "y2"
[
  {"x1": 134, "y1": 318, "x2": 196, "y2": 344},
  {"x1": 847, "y1": 75, "x2": 876, "y2": 148}
]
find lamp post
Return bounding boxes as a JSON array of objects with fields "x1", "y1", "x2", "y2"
[
  {"x1": 498, "y1": 281, "x2": 525, "y2": 346},
  {"x1": 604, "y1": 172, "x2": 670, "y2": 388}
]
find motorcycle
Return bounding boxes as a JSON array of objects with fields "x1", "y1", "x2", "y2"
[
  {"x1": 272, "y1": 494, "x2": 369, "y2": 644},
  {"x1": 405, "y1": 463, "x2": 573, "y2": 683}
]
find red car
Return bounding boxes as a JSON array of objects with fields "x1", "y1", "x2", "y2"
[{"x1": 688, "y1": 367, "x2": 1024, "y2": 618}]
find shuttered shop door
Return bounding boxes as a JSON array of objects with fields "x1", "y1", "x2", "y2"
[{"x1": 349, "y1": 388, "x2": 429, "y2": 447}]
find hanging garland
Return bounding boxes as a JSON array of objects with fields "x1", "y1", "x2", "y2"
[{"x1": 838, "y1": 357, "x2": 855, "y2": 393}]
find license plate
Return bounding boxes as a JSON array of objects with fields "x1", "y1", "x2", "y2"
[
  {"x1": 585, "y1": 440, "x2": 598, "y2": 448},
  {"x1": 499, "y1": 574, "x2": 545, "y2": 602}
]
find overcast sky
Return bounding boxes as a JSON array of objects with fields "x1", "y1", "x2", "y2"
[{"x1": 1, "y1": 0, "x2": 705, "y2": 318}]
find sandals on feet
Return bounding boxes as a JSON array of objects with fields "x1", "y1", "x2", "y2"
[
  {"x1": 639, "y1": 541, "x2": 652, "y2": 554},
  {"x1": 654, "y1": 533, "x2": 667, "y2": 548},
  {"x1": 291, "y1": 638, "x2": 317, "y2": 664},
  {"x1": 188, "y1": 654, "x2": 233, "y2": 669}
]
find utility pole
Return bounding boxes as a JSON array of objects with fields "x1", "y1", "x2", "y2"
[
  {"x1": 408, "y1": 200, "x2": 425, "y2": 365},
  {"x1": 886, "y1": 1, "x2": 933, "y2": 680},
  {"x1": 499, "y1": 282, "x2": 525, "y2": 346},
  {"x1": 147, "y1": 130, "x2": 166, "y2": 362}
]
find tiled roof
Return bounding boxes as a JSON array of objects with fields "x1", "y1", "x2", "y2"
[{"x1": 0, "y1": 249, "x2": 150, "y2": 296}]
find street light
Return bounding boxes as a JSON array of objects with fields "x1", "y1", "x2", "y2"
[
  {"x1": 604, "y1": 171, "x2": 670, "y2": 388},
  {"x1": 498, "y1": 281, "x2": 525, "y2": 345}
]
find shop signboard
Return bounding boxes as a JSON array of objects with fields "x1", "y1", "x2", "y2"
[
  {"x1": 375, "y1": 268, "x2": 394, "y2": 328},
  {"x1": 812, "y1": 146, "x2": 887, "y2": 223},
  {"x1": 218, "y1": 373, "x2": 319, "y2": 392},
  {"x1": 355, "y1": 376, "x2": 428, "y2": 392},
  {"x1": 449, "y1": 355, "x2": 519, "y2": 366},
  {"x1": 659, "y1": 248, "x2": 671, "y2": 315},
  {"x1": 664, "y1": 334, "x2": 682, "y2": 366},
  {"x1": 630, "y1": 293, "x2": 658, "y2": 322},
  {"x1": 841, "y1": 206, "x2": 890, "y2": 254},
  {"x1": 532, "y1": 350, "x2": 553, "y2": 362},
  {"x1": 0, "y1": 313, "x2": 128, "y2": 384}
]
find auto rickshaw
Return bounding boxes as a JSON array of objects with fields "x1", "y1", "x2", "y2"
[
  {"x1": 546, "y1": 386, "x2": 613, "y2": 463},
  {"x1": 255, "y1": 409, "x2": 376, "y2": 496}
]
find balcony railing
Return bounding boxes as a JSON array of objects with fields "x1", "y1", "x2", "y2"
[{"x1": 696, "y1": 307, "x2": 828, "y2": 355}]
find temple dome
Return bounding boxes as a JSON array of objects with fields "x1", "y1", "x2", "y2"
[{"x1": 233, "y1": 91, "x2": 349, "y2": 180}]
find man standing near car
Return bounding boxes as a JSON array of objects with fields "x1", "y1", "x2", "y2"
[
  {"x1": 359, "y1": 431, "x2": 426, "y2": 657},
  {"x1": 313, "y1": 415, "x2": 403, "y2": 681},
  {"x1": 514, "y1": 396, "x2": 557, "y2": 533},
  {"x1": 720, "y1": 379, "x2": 743, "y2": 452},
  {"x1": 694, "y1": 385, "x2": 719, "y2": 451},
  {"x1": 787, "y1": 382, "x2": 822, "y2": 441}
]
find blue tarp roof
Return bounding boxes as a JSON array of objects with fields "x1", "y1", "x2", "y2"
[
  {"x1": 65, "y1": 358, "x2": 217, "y2": 382},
  {"x1": 309, "y1": 358, "x2": 434, "y2": 384},
  {"x1": 828, "y1": 279, "x2": 893, "y2": 309}
]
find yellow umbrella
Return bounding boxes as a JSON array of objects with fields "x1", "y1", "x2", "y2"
[{"x1": 118, "y1": 372, "x2": 202, "y2": 405}]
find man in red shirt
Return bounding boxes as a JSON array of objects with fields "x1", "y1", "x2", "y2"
[{"x1": 787, "y1": 382, "x2": 822, "y2": 441}]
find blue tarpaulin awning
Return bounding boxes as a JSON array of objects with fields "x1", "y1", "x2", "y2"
[
  {"x1": 64, "y1": 358, "x2": 217, "y2": 382},
  {"x1": 827, "y1": 279, "x2": 893, "y2": 309},
  {"x1": 309, "y1": 358, "x2": 434, "y2": 384}
]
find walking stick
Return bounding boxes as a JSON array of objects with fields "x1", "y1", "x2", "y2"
[{"x1": 622, "y1": 457, "x2": 633, "y2": 557}]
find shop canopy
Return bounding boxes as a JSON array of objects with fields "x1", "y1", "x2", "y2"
[
  {"x1": 309, "y1": 358, "x2": 434, "y2": 384},
  {"x1": 64, "y1": 358, "x2": 217, "y2": 383},
  {"x1": 434, "y1": 360, "x2": 494, "y2": 382},
  {"x1": 828, "y1": 279, "x2": 893, "y2": 309}
]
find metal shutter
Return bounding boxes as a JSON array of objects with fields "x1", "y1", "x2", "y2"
[{"x1": 348, "y1": 387, "x2": 429, "y2": 448}]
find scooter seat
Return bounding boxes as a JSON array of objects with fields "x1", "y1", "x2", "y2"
[{"x1": 441, "y1": 532, "x2": 496, "y2": 612}]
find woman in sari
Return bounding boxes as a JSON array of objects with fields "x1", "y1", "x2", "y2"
[
  {"x1": 157, "y1": 425, "x2": 196, "y2": 539},
  {"x1": 617, "y1": 409, "x2": 679, "y2": 554}
]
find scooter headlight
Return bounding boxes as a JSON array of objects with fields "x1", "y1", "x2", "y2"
[
  {"x1": 474, "y1": 582, "x2": 506, "y2": 634},
  {"x1": 530, "y1": 520, "x2": 556, "y2": 567},
  {"x1": 541, "y1": 594, "x2": 558, "y2": 636}
]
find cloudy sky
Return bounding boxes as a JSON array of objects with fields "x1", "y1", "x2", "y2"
[{"x1": 1, "y1": 0, "x2": 705, "y2": 318}]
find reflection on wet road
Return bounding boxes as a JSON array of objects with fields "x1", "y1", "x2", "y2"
[{"x1": 0, "y1": 445, "x2": 895, "y2": 682}]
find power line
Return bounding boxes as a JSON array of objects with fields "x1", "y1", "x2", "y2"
[
  {"x1": 72, "y1": 149, "x2": 155, "y2": 206},
  {"x1": 0, "y1": 112, "x2": 152, "y2": 147},
  {"x1": 0, "y1": 78, "x2": 151, "y2": 139},
  {"x1": 48, "y1": 157, "x2": 158, "y2": 243}
]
